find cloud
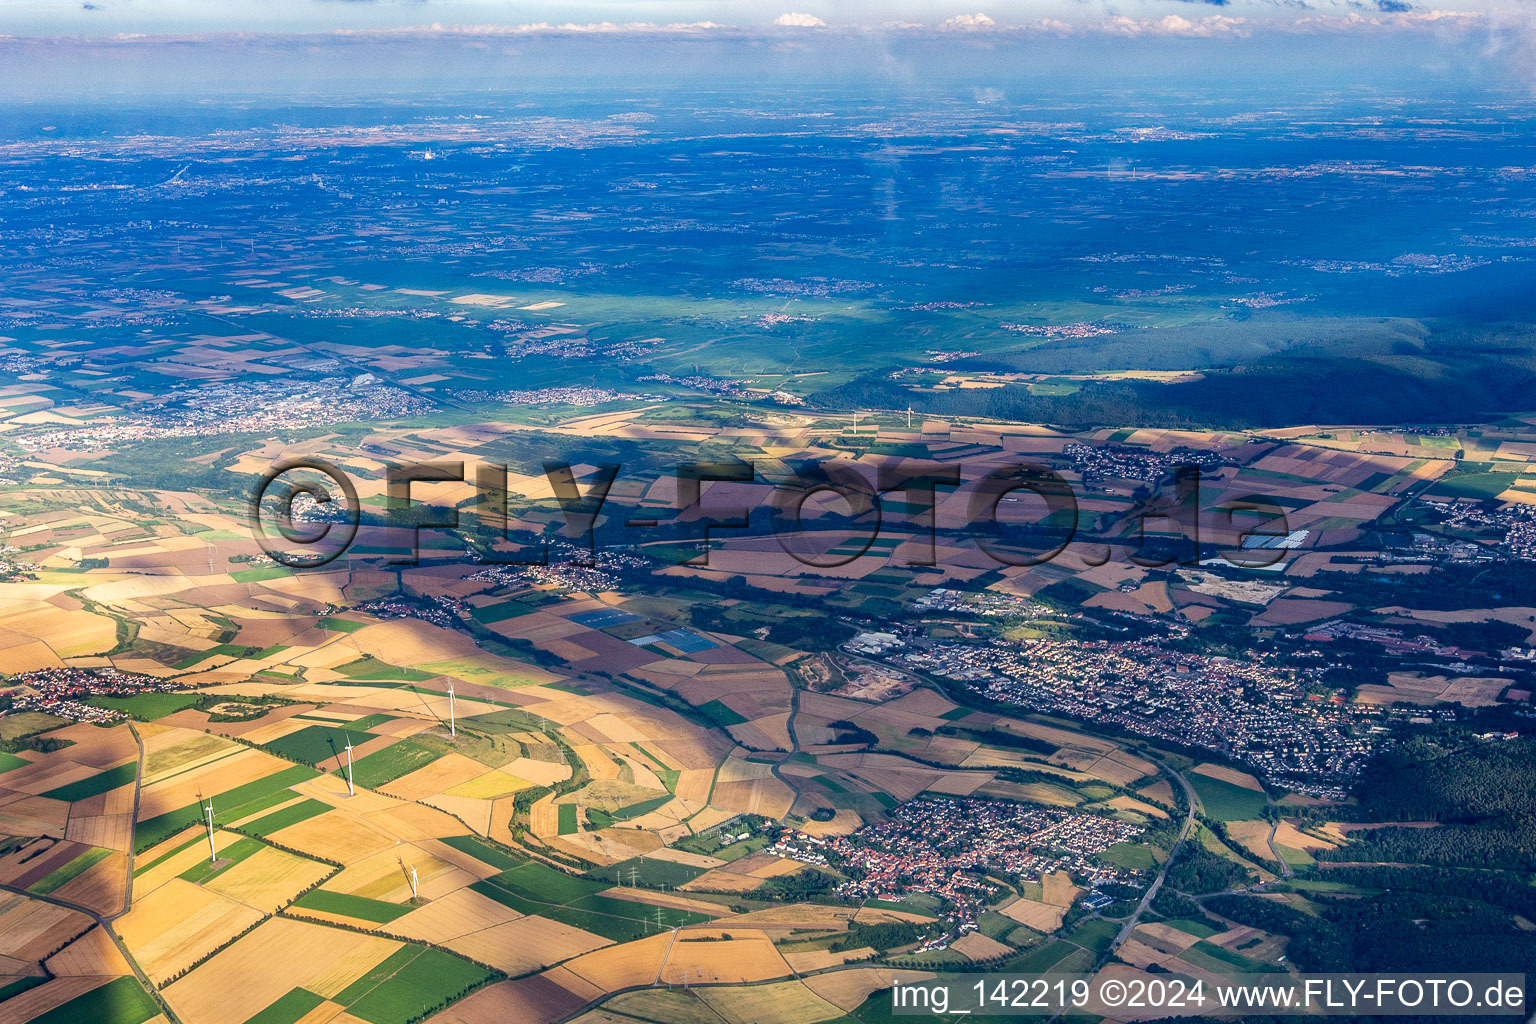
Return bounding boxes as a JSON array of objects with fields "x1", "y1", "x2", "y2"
[
  {"x1": 329, "y1": 20, "x2": 727, "y2": 36},
  {"x1": 1375, "y1": 0, "x2": 1414, "y2": 9},
  {"x1": 937, "y1": 12, "x2": 996, "y2": 30},
  {"x1": 1484, "y1": 2, "x2": 1536, "y2": 88},
  {"x1": 1100, "y1": 13, "x2": 1251, "y2": 36},
  {"x1": 774, "y1": 12, "x2": 827, "y2": 28}
]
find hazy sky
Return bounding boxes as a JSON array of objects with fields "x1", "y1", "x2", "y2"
[
  {"x1": 0, "y1": 0, "x2": 1530, "y2": 99},
  {"x1": 0, "y1": 0, "x2": 1524, "y2": 35}
]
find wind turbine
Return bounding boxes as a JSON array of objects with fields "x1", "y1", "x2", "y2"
[
  {"x1": 203, "y1": 800, "x2": 217, "y2": 864},
  {"x1": 447, "y1": 680, "x2": 456, "y2": 738},
  {"x1": 344, "y1": 737, "x2": 355, "y2": 797},
  {"x1": 408, "y1": 863, "x2": 420, "y2": 900}
]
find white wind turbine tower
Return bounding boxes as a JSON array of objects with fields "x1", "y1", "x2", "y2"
[
  {"x1": 203, "y1": 800, "x2": 217, "y2": 864},
  {"x1": 906, "y1": 406, "x2": 913, "y2": 429},
  {"x1": 447, "y1": 680, "x2": 456, "y2": 738},
  {"x1": 408, "y1": 863, "x2": 419, "y2": 900},
  {"x1": 344, "y1": 737, "x2": 355, "y2": 797}
]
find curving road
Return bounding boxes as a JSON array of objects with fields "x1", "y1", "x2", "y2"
[
  {"x1": 0, "y1": 722, "x2": 183, "y2": 1024},
  {"x1": 1108, "y1": 756, "x2": 1198, "y2": 956}
]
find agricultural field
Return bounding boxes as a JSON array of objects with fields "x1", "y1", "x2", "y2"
[{"x1": 5, "y1": 84, "x2": 1536, "y2": 1020}]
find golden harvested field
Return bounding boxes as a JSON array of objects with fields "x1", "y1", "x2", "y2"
[
  {"x1": 43, "y1": 925, "x2": 131, "y2": 978},
  {"x1": 563, "y1": 933, "x2": 671, "y2": 990},
  {"x1": 1275, "y1": 820, "x2": 1339, "y2": 852},
  {"x1": 803, "y1": 968, "x2": 936, "y2": 1011},
  {"x1": 140, "y1": 730, "x2": 242, "y2": 785},
  {"x1": 341, "y1": 618, "x2": 481, "y2": 666},
  {"x1": 0, "y1": 600, "x2": 117, "y2": 658},
  {"x1": 1086, "y1": 751, "x2": 1158, "y2": 786},
  {"x1": 710, "y1": 777, "x2": 794, "y2": 818},
  {"x1": 136, "y1": 748, "x2": 296, "y2": 821},
  {"x1": 392, "y1": 887, "x2": 520, "y2": 943},
  {"x1": 204, "y1": 847, "x2": 334, "y2": 913},
  {"x1": 444, "y1": 769, "x2": 533, "y2": 800},
  {"x1": 723, "y1": 904, "x2": 854, "y2": 932},
  {"x1": 326, "y1": 845, "x2": 477, "y2": 903},
  {"x1": 116, "y1": 878, "x2": 266, "y2": 984},
  {"x1": 698, "y1": 980, "x2": 844, "y2": 1024},
  {"x1": 1001, "y1": 896, "x2": 1067, "y2": 931},
  {"x1": 134, "y1": 830, "x2": 235, "y2": 899},
  {"x1": 63, "y1": 808, "x2": 134, "y2": 852},
  {"x1": 953, "y1": 931, "x2": 1013, "y2": 961},
  {"x1": 605, "y1": 989, "x2": 728, "y2": 1024},
  {"x1": 0, "y1": 892, "x2": 94, "y2": 965},
  {"x1": 164, "y1": 917, "x2": 402, "y2": 1023},
  {"x1": 501, "y1": 757, "x2": 572, "y2": 788},
  {"x1": 380, "y1": 753, "x2": 493, "y2": 801},
  {"x1": 49, "y1": 850, "x2": 127, "y2": 916},
  {"x1": 1041, "y1": 870, "x2": 1079, "y2": 908},
  {"x1": 680, "y1": 867, "x2": 767, "y2": 893},
  {"x1": 1105, "y1": 795, "x2": 1168, "y2": 818},
  {"x1": 265, "y1": 808, "x2": 398, "y2": 864},
  {"x1": 1191, "y1": 763, "x2": 1265, "y2": 791},
  {"x1": 782, "y1": 946, "x2": 875, "y2": 972},
  {"x1": 1356, "y1": 672, "x2": 1511, "y2": 707},
  {"x1": 661, "y1": 929, "x2": 790, "y2": 984},
  {"x1": 446, "y1": 915, "x2": 612, "y2": 975},
  {"x1": 1225, "y1": 820, "x2": 1276, "y2": 861}
]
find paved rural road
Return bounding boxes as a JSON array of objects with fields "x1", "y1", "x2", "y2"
[
  {"x1": 1265, "y1": 790, "x2": 1295, "y2": 879},
  {"x1": 0, "y1": 722, "x2": 184, "y2": 1024},
  {"x1": 1109, "y1": 757, "x2": 1198, "y2": 953}
]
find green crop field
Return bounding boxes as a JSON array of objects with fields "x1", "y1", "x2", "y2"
[
  {"x1": 292, "y1": 888, "x2": 414, "y2": 924},
  {"x1": 347, "y1": 739, "x2": 443, "y2": 788},
  {"x1": 260, "y1": 725, "x2": 376, "y2": 766},
  {"x1": 594, "y1": 856, "x2": 707, "y2": 888},
  {"x1": 29, "y1": 847, "x2": 113, "y2": 896},
  {"x1": 28, "y1": 976, "x2": 159, "y2": 1024},
  {"x1": 1098, "y1": 841, "x2": 1157, "y2": 871},
  {"x1": 134, "y1": 765, "x2": 318, "y2": 852},
  {"x1": 1065, "y1": 918, "x2": 1117, "y2": 953},
  {"x1": 1189, "y1": 774, "x2": 1268, "y2": 822},
  {"x1": 333, "y1": 658, "x2": 435, "y2": 682},
  {"x1": 240, "y1": 987, "x2": 326, "y2": 1024},
  {"x1": 335, "y1": 948, "x2": 423, "y2": 1005},
  {"x1": 179, "y1": 836, "x2": 265, "y2": 884},
  {"x1": 241, "y1": 799, "x2": 333, "y2": 837},
  {"x1": 344, "y1": 948, "x2": 497, "y2": 1024},
  {"x1": 697, "y1": 699, "x2": 747, "y2": 727},
  {"x1": 470, "y1": 878, "x2": 705, "y2": 944},
  {"x1": 41, "y1": 761, "x2": 138, "y2": 802},
  {"x1": 84, "y1": 692, "x2": 201, "y2": 721},
  {"x1": 490, "y1": 861, "x2": 606, "y2": 904},
  {"x1": 230, "y1": 566, "x2": 296, "y2": 583},
  {"x1": 438, "y1": 834, "x2": 524, "y2": 873}
]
